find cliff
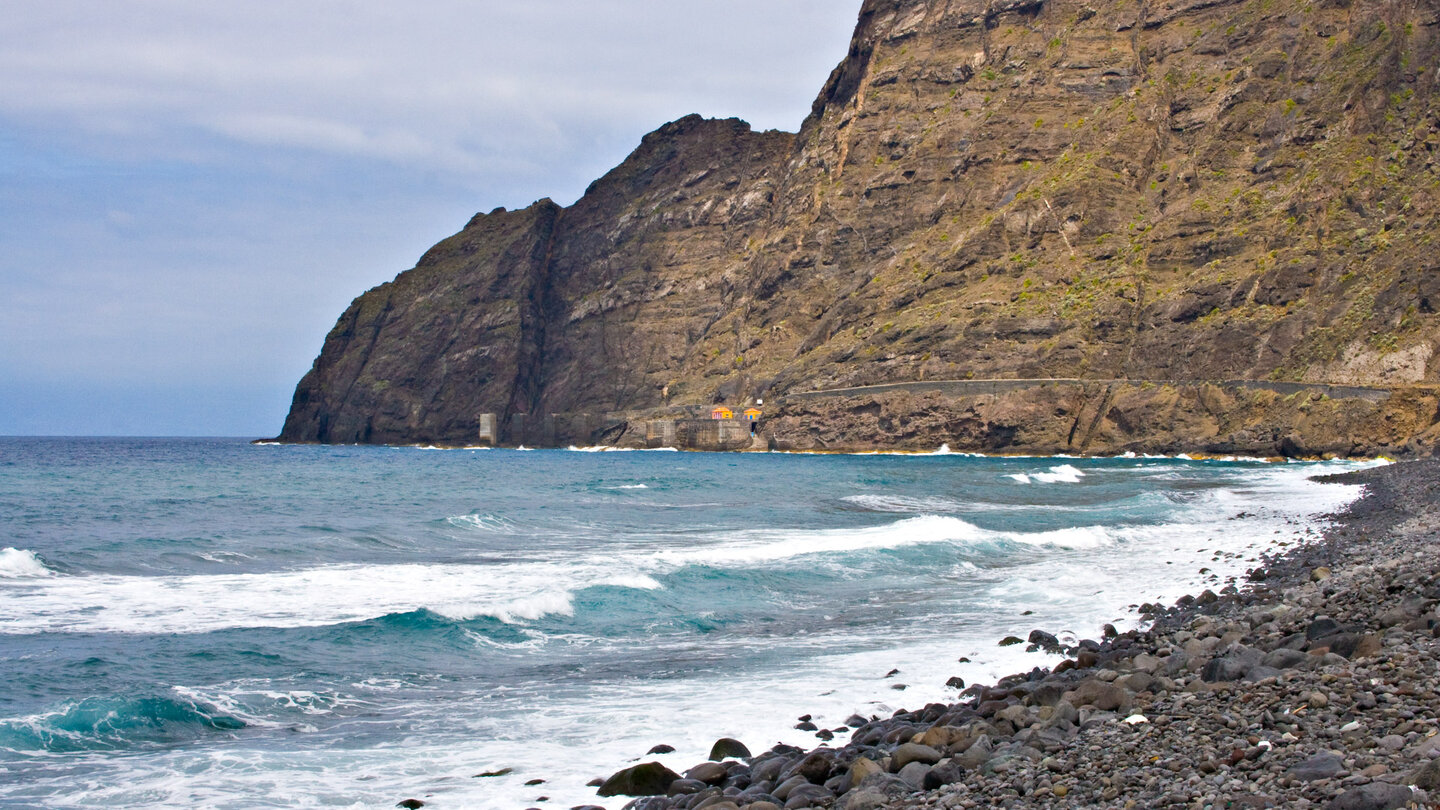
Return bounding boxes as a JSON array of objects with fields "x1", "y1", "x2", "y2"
[{"x1": 280, "y1": 0, "x2": 1440, "y2": 455}]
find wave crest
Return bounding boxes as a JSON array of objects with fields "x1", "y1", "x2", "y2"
[
  {"x1": 1008, "y1": 464, "x2": 1086, "y2": 484},
  {"x1": 0, "y1": 695, "x2": 244, "y2": 753},
  {"x1": 0, "y1": 547, "x2": 53, "y2": 578}
]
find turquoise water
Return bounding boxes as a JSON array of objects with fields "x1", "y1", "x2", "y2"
[{"x1": 0, "y1": 438, "x2": 1370, "y2": 808}]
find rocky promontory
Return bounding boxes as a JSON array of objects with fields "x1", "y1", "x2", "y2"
[
  {"x1": 280, "y1": 0, "x2": 1440, "y2": 455},
  {"x1": 582, "y1": 460, "x2": 1440, "y2": 810}
]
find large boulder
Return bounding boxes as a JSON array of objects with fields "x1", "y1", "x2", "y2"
[
  {"x1": 1412, "y1": 758, "x2": 1440, "y2": 790},
  {"x1": 896, "y1": 761, "x2": 931, "y2": 789},
  {"x1": 709, "y1": 737, "x2": 751, "y2": 761},
  {"x1": 685, "y1": 762, "x2": 728, "y2": 785},
  {"x1": 1287, "y1": 753, "x2": 1344, "y2": 782},
  {"x1": 1201, "y1": 645, "x2": 1263, "y2": 683},
  {"x1": 848, "y1": 757, "x2": 884, "y2": 784},
  {"x1": 1063, "y1": 679, "x2": 1132, "y2": 712},
  {"x1": 785, "y1": 749, "x2": 837, "y2": 784},
  {"x1": 922, "y1": 759, "x2": 966, "y2": 790},
  {"x1": 597, "y1": 762, "x2": 681, "y2": 797},
  {"x1": 890, "y1": 743, "x2": 943, "y2": 771},
  {"x1": 1326, "y1": 783, "x2": 1415, "y2": 810}
]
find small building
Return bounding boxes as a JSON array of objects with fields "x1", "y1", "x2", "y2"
[
  {"x1": 711, "y1": 406, "x2": 734, "y2": 420},
  {"x1": 743, "y1": 408, "x2": 762, "y2": 422}
]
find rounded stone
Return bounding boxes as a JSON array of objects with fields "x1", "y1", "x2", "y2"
[
  {"x1": 686, "y1": 762, "x2": 729, "y2": 785},
  {"x1": 597, "y1": 762, "x2": 682, "y2": 797},
  {"x1": 891, "y1": 743, "x2": 943, "y2": 771},
  {"x1": 708, "y1": 737, "x2": 751, "y2": 761}
]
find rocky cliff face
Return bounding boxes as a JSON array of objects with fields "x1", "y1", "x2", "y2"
[{"x1": 281, "y1": 0, "x2": 1440, "y2": 453}]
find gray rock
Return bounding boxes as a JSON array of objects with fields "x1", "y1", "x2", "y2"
[
  {"x1": 1064, "y1": 679, "x2": 1132, "y2": 712},
  {"x1": 1306, "y1": 617, "x2": 1343, "y2": 640},
  {"x1": 843, "y1": 789, "x2": 888, "y2": 810},
  {"x1": 896, "y1": 761, "x2": 931, "y2": 789},
  {"x1": 1413, "y1": 758, "x2": 1440, "y2": 790},
  {"x1": 1130, "y1": 652, "x2": 1161, "y2": 673},
  {"x1": 890, "y1": 742, "x2": 942, "y2": 771},
  {"x1": 843, "y1": 774, "x2": 911, "y2": 810},
  {"x1": 1262, "y1": 648, "x2": 1310, "y2": 669},
  {"x1": 751, "y1": 756, "x2": 790, "y2": 784},
  {"x1": 1116, "y1": 672, "x2": 1156, "y2": 693},
  {"x1": 746, "y1": 803, "x2": 781, "y2": 810},
  {"x1": 771, "y1": 775, "x2": 809, "y2": 801},
  {"x1": 1201, "y1": 645, "x2": 1262, "y2": 683},
  {"x1": 957, "y1": 735, "x2": 995, "y2": 770},
  {"x1": 1325, "y1": 783, "x2": 1414, "y2": 810},
  {"x1": 783, "y1": 784, "x2": 833, "y2": 809},
  {"x1": 1028, "y1": 629, "x2": 1061, "y2": 650},
  {"x1": 1029, "y1": 683, "x2": 1064, "y2": 706},
  {"x1": 1288, "y1": 753, "x2": 1345, "y2": 782},
  {"x1": 1162, "y1": 651, "x2": 1192, "y2": 676},
  {"x1": 737, "y1": 780, "x2": 777, "y2": 797},
  {"x1": 922, "y1": 759, "x2": 966, "y2": 790},
  {"x1": 1243, "y1": 664, "x2": 1283, "y2": 682},
  {"x1": 598, "y1": 762, "x2": 681, "y2": 797}
]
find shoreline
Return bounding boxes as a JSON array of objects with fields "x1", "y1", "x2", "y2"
[
  {"x1": 586, "y1": 460, "x2": 1440, "y2": 810},
  {"x1": 253, "y1": 437, "x2": 1392, "y2": 466}
]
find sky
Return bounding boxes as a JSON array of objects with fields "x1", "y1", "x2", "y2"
[{"x1": 0, "y1": 1, "x2": 860, "y2": 437}]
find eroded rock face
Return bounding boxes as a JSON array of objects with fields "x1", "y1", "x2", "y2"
[{"x1": 280, "y1": 0, "x2": 1440, "y2": 450}]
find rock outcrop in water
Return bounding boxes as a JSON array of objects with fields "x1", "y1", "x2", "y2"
[{"x1": 279, "y1": 0, "x2": 1440, "y2": 455}]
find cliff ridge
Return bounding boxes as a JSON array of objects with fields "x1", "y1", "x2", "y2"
[{"x1": 279, "y1": 0, "x2": 1440, "y2": 456}]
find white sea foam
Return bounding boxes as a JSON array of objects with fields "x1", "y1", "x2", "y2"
[
  {"x1": 1008, "y1": 463, "x2": 1085, "y2": 484},
  {"x1": 603, "y1": 484, "x2": 650, "y2": 490},
  {"x1": 834, "y1": 443, "x2": 985, "y2": 457},
  {"x1": 1036, "y1": 463, "x2": 1085, "y2": 483},
  {"x1": 842, "y1": 493, "x2": 964, "y2": 513},
  {"x1": 0, "y1": 548, "x2": 53, "y2": 578},
  {"x1": 0, "y1": 555, "x2": 664, "y2": 635},
  {"x1": 0, "y1": 460, "x2": 1371, "y2": 646},
  {"x1": 567, "y1": 446, "x2": 679, "y2": 453},
  {"x1": 445, "y1": 513, "x2": 514, "y2": 532}
]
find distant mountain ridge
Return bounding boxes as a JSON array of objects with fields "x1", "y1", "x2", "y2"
[{"x1": 279, "y1": 0, "x2": 1440, "y2": 456}]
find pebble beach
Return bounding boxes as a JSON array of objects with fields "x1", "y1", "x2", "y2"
[{"x1": 587, "y1": 460, "x2": 1440, "y2": 810}]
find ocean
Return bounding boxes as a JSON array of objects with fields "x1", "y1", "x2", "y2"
[{"x1": 0, "y1": 438, "x2": 1374, "y2": 808}]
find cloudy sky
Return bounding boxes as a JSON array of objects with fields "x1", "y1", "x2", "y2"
[{"x1": 1, "y1": 1, "x2": 859, "y2": 436}]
